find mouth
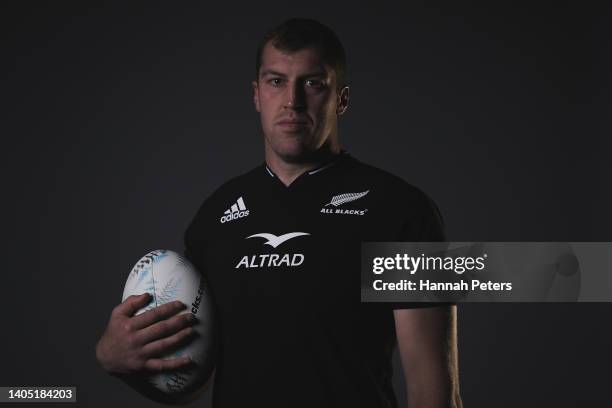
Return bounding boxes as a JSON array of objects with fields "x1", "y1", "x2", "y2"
[{"x1": 276, "y1": 120, "x2": 309, "y2": 131}]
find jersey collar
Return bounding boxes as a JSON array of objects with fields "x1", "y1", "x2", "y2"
[{"x1": 264, "y1": 151, "x2": 348, "y2": 179}]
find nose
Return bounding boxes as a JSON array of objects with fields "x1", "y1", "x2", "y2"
[{"x1": 284, "y1": 81, "x2": 306, "y2": 110}]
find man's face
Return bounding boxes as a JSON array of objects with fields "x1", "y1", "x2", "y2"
[{"x1": 253, "y1": 42, "x2": 348, "y2": 162}]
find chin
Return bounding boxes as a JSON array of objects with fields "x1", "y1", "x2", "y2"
[
  {"x1": 277, "y1": 147, "x2": 309, "y2": 162},
  {"x1": 269, "y1": 134, "x2": 313, "y2": 159},
  {"x1": 273, "y1": 142, "x2": 315, "y2": 163}
]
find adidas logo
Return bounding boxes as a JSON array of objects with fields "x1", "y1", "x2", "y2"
[{"x1": 220, "y1": 196, "x2": 250, "y2": 224}]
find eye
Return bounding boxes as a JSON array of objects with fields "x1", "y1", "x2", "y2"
[
  {"x1": 268, "y1": 78, "x2": 283, "y2": 86},
  {"x1": 305, "y1": 79, "x2": 323, "y2": 88}
]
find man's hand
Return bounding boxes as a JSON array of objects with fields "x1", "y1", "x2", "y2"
[{"x1": 95, "y1": 293, "x2": 196, "y2": 376}]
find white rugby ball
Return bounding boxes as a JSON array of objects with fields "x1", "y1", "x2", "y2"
[{"x1": 122, "y1": 249, "x2": 216, "y2": 395}]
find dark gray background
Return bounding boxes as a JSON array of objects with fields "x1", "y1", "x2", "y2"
[{"x1": 2, "y1": 2, "x2": 610, "y2": 407}]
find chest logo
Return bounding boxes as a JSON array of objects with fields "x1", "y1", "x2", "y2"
[
  {"x1": 321, "y1": 190, "x2": 369, "y2": 216},
  {"x1": 246, "y1": 232, "x2": 310, "y2": 248},
  {"x1": 325, "y1": 190, "x2": 369, "y2": 207},
  {"x1": 235, "y1": 231, "x2": 310, "y2": 269},
  {"x1": 220, "y1": 196, "x2": 250, "y2": 223}
]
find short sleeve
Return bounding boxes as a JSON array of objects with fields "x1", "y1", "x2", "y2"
[
  {"x1": 398, "y1": 192, "x2": 446, "y2": 243},
  {"x1": 182, "y1": 192, "x2": 217, "y2": 274},
  {"x1": 391, "y1": 191, "x2": 452, "y2": 309}
]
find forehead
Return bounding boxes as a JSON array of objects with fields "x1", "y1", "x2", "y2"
[{"x1": 260, "y1": 42, "x2": 333, "y2": 77}]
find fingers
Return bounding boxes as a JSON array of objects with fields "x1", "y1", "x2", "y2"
[
  {"x1": 100, "y1": 295, "x2": 198, "y2": 377},
  {"x1": 142, "y1": 326, "x2": 196, "y2": 358},
  {"x1": 114, "y1": 293, "x2": 152, "y2": 318},
  {"x1": 131, "y1": 300, "x2": 186, "y2": 331},
  {"x1": 144, "y1": 355, "x2": 193, "y2": 373},
  {"x1": 137, "y1": 312, "x2": 196, "y2": 344}
]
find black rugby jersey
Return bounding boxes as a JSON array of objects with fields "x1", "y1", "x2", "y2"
[{"x1": 184, "y1": 153, "x2": 445, "y2": 408}]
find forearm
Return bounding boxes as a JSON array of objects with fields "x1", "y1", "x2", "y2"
[
  {"x1": 395, "y1": 306, "x2": 463, "y2": 408},
  {"x1": 405, "y1": 369, "x2": 462, "y2": 408},
  {"x1": 404, "y1": 337, "x2": 463, "y2": 408}
]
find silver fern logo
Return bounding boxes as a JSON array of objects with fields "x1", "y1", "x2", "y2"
[
  {"x1": 321, "y1": 190, "x2": 369, "y2": 216},
  {"x1": 325, "y1": 190, "x2": 369, "y2": 207}
]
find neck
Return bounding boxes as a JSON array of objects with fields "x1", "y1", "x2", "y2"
[{"x1": 265, "y1": 142, "x2": 341, "y2": 187}]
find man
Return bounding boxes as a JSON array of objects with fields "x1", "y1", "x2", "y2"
[{"x1": 96, "y1": 18, "x2": 462, "y2": 408}]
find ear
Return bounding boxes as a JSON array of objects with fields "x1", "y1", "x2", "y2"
[
  {"x1": 336, "y1": 86, "x2": 349, "y2": 115},
  {"x1": 252, "y1": 80, "x2": 261, "y2": 112}
]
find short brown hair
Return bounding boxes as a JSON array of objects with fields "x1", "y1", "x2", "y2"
[{"x1": 255, "y1": 18, "x2": 347, "y2": 90}]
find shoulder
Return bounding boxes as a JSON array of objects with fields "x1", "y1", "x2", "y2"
[
  {"x1": 197, "y1": 165, "x2": 262, "y2": 209},
  {"x1": 209, "y1": 165, "x2": 263, "y2": 202},
  {"x1": 348, "y1": 156, "x2": 440, "y2": 211},
  {"x1": 346, "y1": 155, "x2": 445, "y2": 240}
]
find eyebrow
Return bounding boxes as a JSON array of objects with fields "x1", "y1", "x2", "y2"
[{"x1": 260, "y1": 69, "x2": 327, "y2": 79}]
